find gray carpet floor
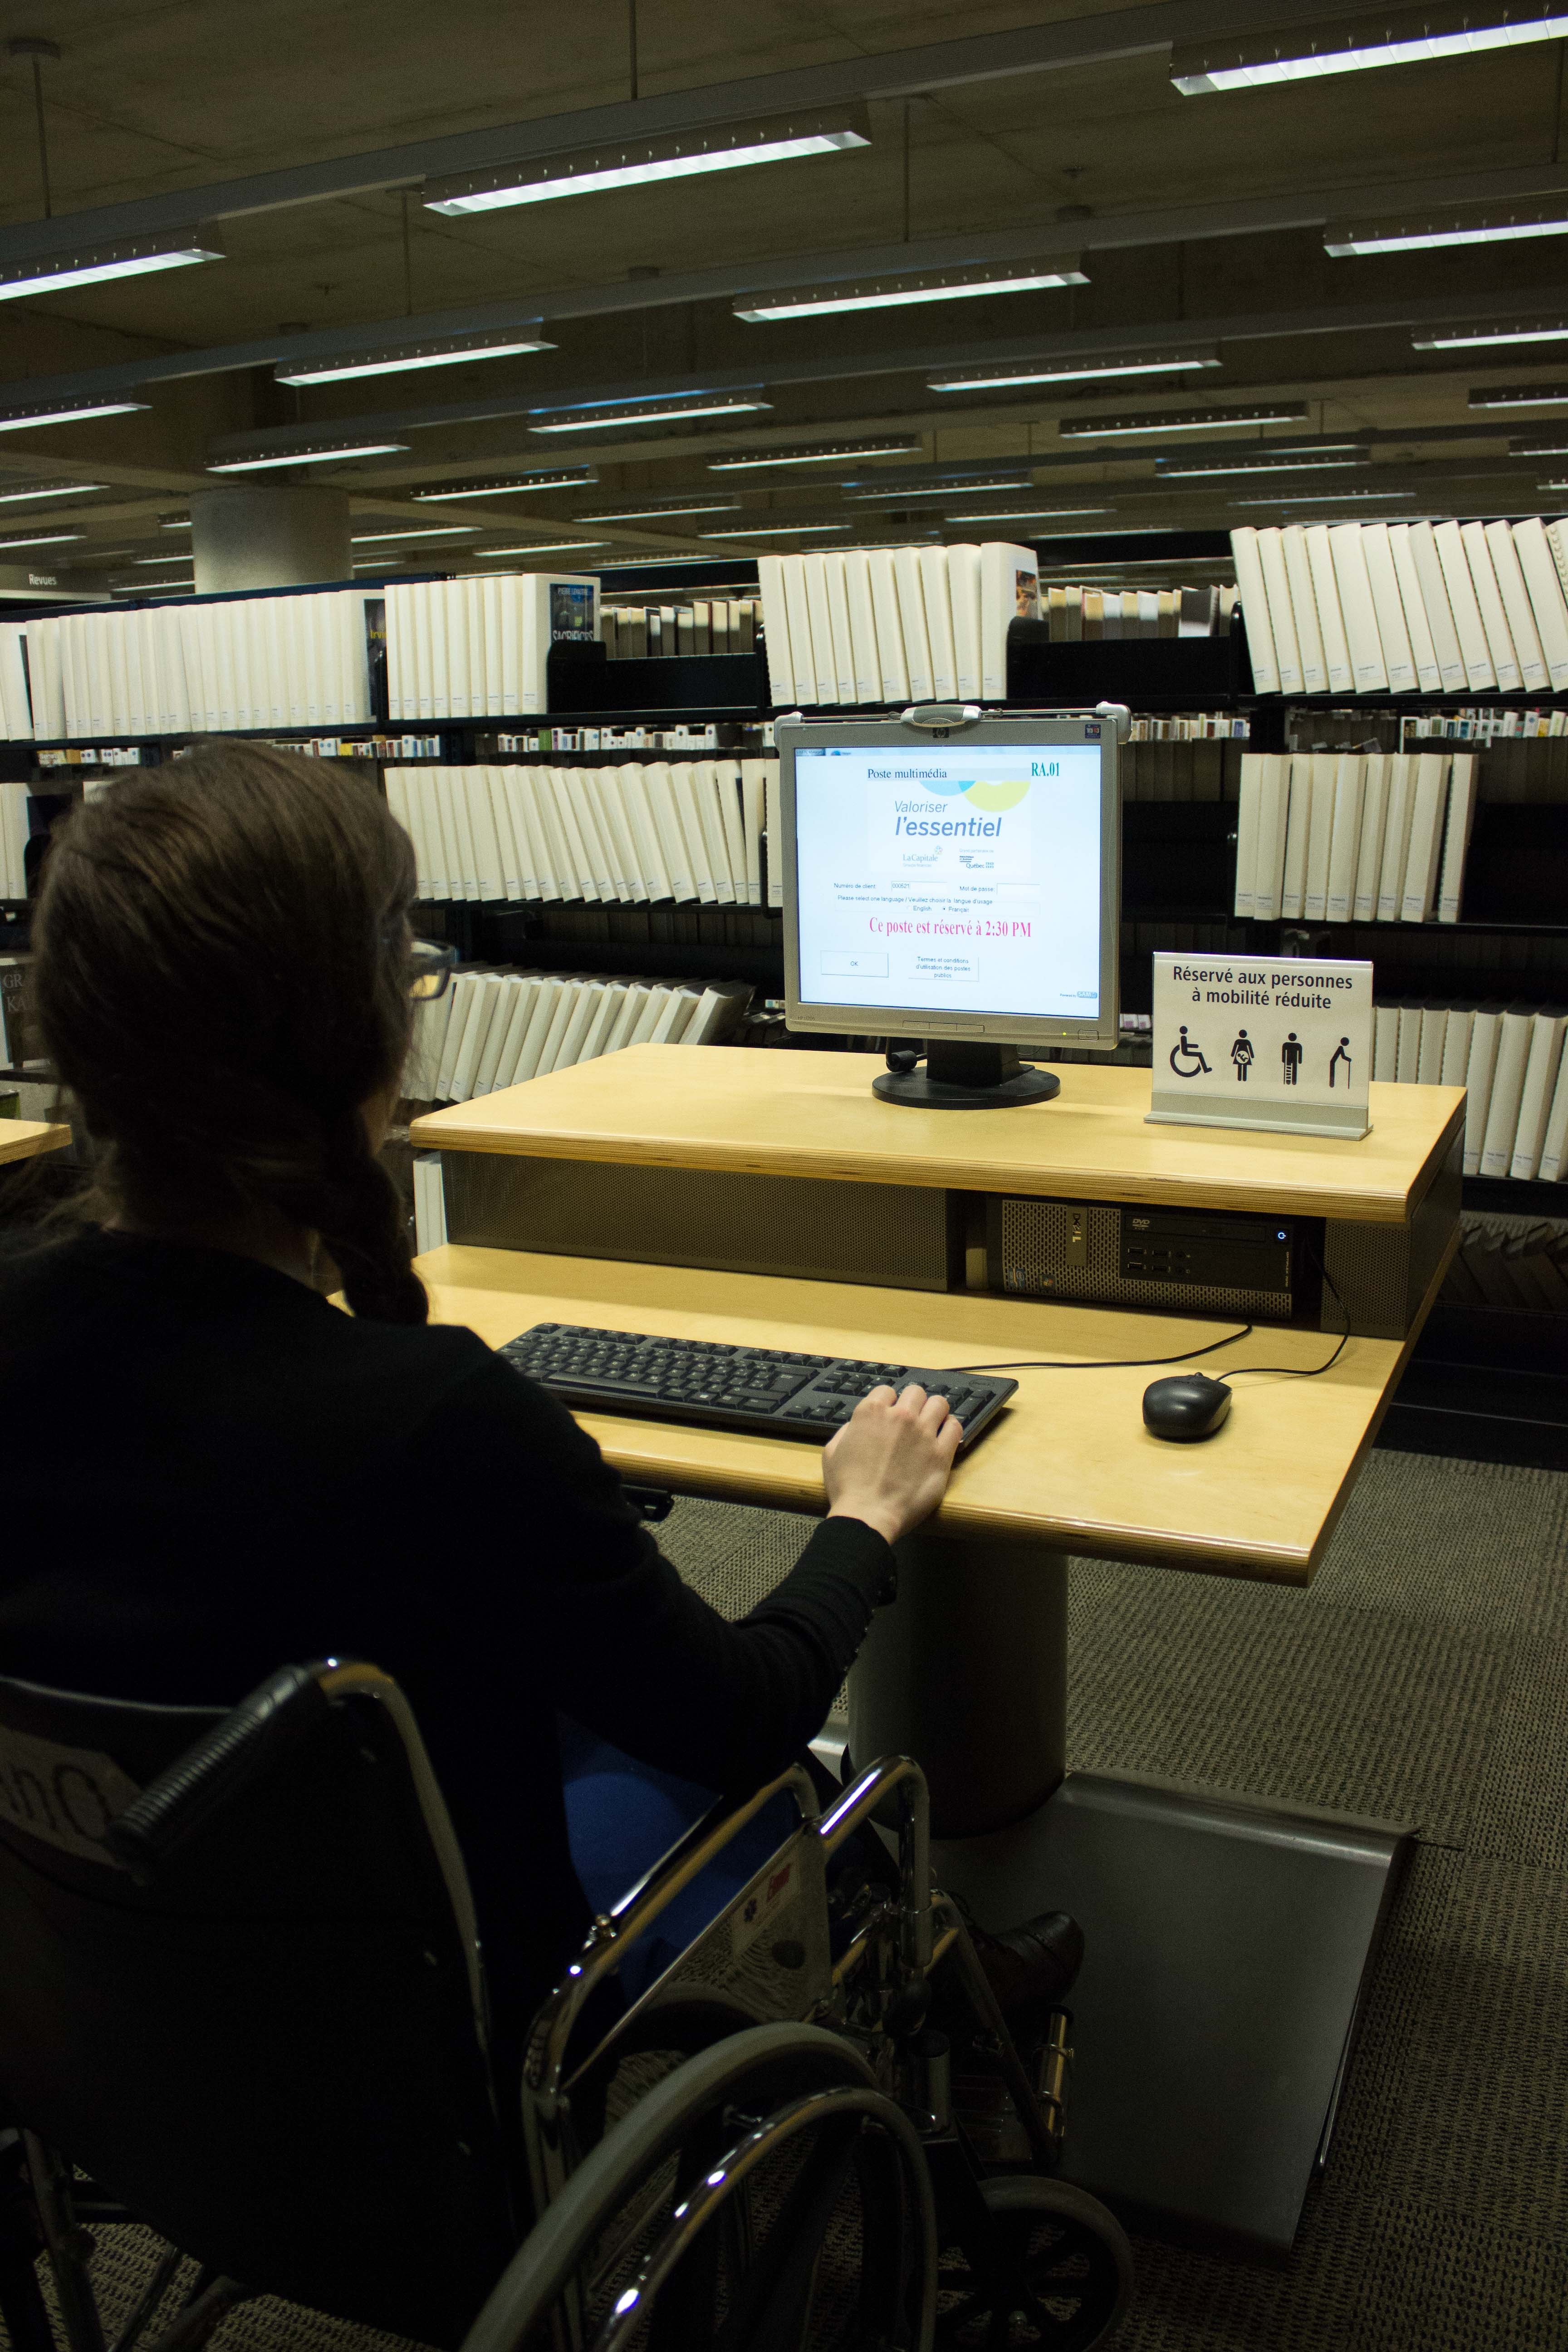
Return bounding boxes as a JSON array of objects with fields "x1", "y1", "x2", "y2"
[{"x1": 11, "y1": 1448, "x2": 1568, "y2": 2350}]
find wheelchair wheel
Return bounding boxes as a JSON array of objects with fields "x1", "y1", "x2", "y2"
[
  {"x1": 466, "y1": 2023, "x2": 935, "y2": 2352},
  {"x1": 936, "y1": 2176, "x2": 1133, "y2": 2350}
]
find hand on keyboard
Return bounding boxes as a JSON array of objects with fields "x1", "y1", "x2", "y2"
[{"x1": 822, "y1": 1383, "x2": 965, "y2": 1550}]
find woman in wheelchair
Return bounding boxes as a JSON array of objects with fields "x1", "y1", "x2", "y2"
[{"x1": 0, "y1": 743, "x2": 1079, "y2": 2072}]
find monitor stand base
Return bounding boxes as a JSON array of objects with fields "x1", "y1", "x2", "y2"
[{"x1": 872, "y1": 1040, "x2": 1061, "y2": 1109}]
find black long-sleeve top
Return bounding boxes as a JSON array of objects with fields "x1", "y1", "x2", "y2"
[{"x1": 0, "y1": 1230, "x2": 892, "y2": 2033}]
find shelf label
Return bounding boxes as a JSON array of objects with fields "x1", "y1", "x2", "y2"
[{"x1": 1148, "y1": 951, "x2": 1372, "y2": 1139}]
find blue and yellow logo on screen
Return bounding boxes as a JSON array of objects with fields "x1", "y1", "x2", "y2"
[{"x1": 918, "y1": 773, "x2": 1032, "y2": 813}]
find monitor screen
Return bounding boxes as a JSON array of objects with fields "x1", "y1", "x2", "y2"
[{"x1": 788, "y1": 731, "x2": 1111, "y2": 1030}]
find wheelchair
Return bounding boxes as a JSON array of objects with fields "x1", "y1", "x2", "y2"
[
  {"x1": 465, "y1": 1754, "x2": 1133, "y2": 2350},
  {"x1": 0, "y1": 1661, "x2": 1129, "y2": 2352}
]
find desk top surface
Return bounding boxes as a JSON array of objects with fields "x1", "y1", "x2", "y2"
[
  {"x1": 412, "y1": 1048, "x2": 1462, "y2": 1226},
  {"x1": 419, "y1": 1242, "x2": 1421, "y2": 1587},
  {"x1": 0, "y1": 1117, "x2": 70, "y2": 1167}
]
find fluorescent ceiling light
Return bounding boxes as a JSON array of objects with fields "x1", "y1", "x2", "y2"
[
  {"x1": 708, "y1": 436, "x2": 921, "y2": 470},
  {"x1": 1470, "y1": 382, "x2": 1568, "y2": 407},
  {"x1": 1174, "y1": 5, "x2": 1568, "y2": 93},
  {"x1": 412, "y1": 469, "x2": 594, "y2": 499},
  {"x1": 425, "y1": 106, "x2": 870, "y2": 214},
  {"x1": 0, "y1": 397, "x2": 148, "y2": 433},
  {"x1": 698, "y1": 522, "x2": 849, "y2": 538},
  {"x1": 275, "y1": 326, "x2": 554, "y2": 387},
  {"x1": 206, "y1": 439, "x2": 410, "y2": 472},
  {"x1": 600, "y1": 552, "x2": 733, "y2": 567},
  {"x1": 847, "y1": 474, "x2": 1033, "y2": 502},
  {"x1": 929, "y1": 349, "x2": 1220, "y2": 392},
  {"x1": 1413, "y1": 318, "x2": 1568, "y2": 348},
  {"x1": 736, "y1": 260, "x2": 1088, "y2": 322},
  {"x1": 478, "y1": 540, "x2": 611, "y2": 554},
  {"x1": 1326, "y1": 202, "x2": 1568, "y2": 256},
  {"x1": 0, "y1": 530, "x2": 82, "y2": 547},
  {"x1": 943, "y1": 505, "x2": 1115, "y2": 522},
  {"x1": 1229, "y1": 489, "x2": 1415, "y2": 505},
  {"x1": 349, "y1": 525, "x2": 480, "y2": 543},
  {"x1": 133, "y1": 551, "x2": 197, "y2": 564},
  {"x1": 1058, "y1": 403, "x2": 1308, "y2": 438},
  {"x1": 583, "y1": 500, "x2": 741, "y2": 519},
  {"x1": 1156, "y1": 450, "x2": 1369, "y2": 477},
  {"x1": 0, "y1": 479, "x2": 108, "y2": 502},
  {"x1": 530, "y1": 396, "x2": 770, "y2": 432},
  {"x1": 161, "y1": 516, "x2": 191, "y2": 528},
  {"x1": 0, "y1": 225, "x2": 223, "y2": 303}
]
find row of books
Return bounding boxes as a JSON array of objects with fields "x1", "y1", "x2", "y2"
[
  {"x1": 412, "y1": 1153, "x2": 450, "y2": 1256},
  {"x1": 755, "y1": 543, "x2": 1039, "y2": 708},
  {"x1": 493, "y1": 723, "x2": 752, "y2": 752},
  {"x1": 600, "y1": 599, "x2": 761, "y2": 660},
  {"x1": 1232, "y1": 517, "x2": 1568, "y2": 698},
  {"x1": 1127, "y1": 712, "x2": 1249, "y2": 741},
  {"x1": 19, "y1": 593, "x2": 375, "y2": 741},
  {"x1": 405, "y1": 965, "x2": 751, "y2": 1104},
  {"x1": 1037, "y1": 583, "x2": 1235, "y2": 640},
  {"x1": 384, "y1": 760, "x2": 776, "y2": 907},
  {"x1": 0, "y1": 784, "x2": 27, "y2": 901},
  {"x1": 1443, "y1": 1220, "x2": 1568, "y2": 1317},
  {"x1": 1233, "y1": 750, "x2": 1476, "y2": 924},
  {"x1": 1374, "y1": 997, "x2": 1567, "y2": 1181},
  {"x1": 1405, "y1": 708, "x2": 1568, "y2": 740},
  {"x1": 382, "y1": 572, "x2": 600, "y2": 723}
]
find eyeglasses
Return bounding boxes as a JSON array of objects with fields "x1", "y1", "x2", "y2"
[{"x1": 407, "y1": 937, "x2": 458, "y2": 1001}]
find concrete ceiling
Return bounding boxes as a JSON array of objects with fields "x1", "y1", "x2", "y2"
[{"x1": 3, "y1": 0, "x2": 1568, "y2": 592}]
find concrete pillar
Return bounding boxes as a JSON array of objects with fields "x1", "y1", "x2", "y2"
[{"x1": 190, "y1": 485, "x2": 351, "y2": 593}]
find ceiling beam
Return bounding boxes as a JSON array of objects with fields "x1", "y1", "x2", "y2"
[{"x1": 0, "y1": 0, "x2": 1334, "y2": 265}]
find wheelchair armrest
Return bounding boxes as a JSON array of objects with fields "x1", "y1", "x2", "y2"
[{"x1": 102, "y1": 1662, "x2": 329, "y2": 1879}]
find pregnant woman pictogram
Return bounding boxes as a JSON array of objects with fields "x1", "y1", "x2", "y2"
[
  {"x1": 1231, "y1": 1029, "x2": 1255, "y2": 1082},
  {"x1": 1169, "y1": 1024, "x2": 1211, "y2": 1077}
]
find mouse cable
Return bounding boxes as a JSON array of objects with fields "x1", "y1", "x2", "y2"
[
  {"x1": 1217, "y1": 1246, "x2": 1349, "y2": 1381},
  {"x1": 940, "y1": 1322, "x2": 1254, "y2": 1376}
]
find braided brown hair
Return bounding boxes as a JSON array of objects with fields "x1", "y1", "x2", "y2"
[{"x1": 34, "y1": 741, "x2": 428, "y2": 1324}]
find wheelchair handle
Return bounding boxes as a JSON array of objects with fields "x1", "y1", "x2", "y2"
[{"x1": 818, "y1": 1756, "x2": 932, "y2": 1976}]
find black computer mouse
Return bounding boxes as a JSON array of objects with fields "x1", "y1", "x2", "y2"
[{"x1": 1142, "y1": 1372, "x2": 1232, "y2": 1441}]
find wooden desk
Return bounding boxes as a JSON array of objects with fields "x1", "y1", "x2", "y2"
[
  {"x1": 420, "y1": 1243, "x2": 1414, "y2": 1588},
  {"x1": 0, "y1": 1117, "x2": 69, "y2": 1167},
  {"x1": 414, "y1": 1046, "x2": 1462, "y2": 1226}
]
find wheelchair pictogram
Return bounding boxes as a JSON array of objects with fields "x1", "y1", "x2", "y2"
[{"x1": 1169, "y1": 1024, "x2": 1211, "y2": 1078}]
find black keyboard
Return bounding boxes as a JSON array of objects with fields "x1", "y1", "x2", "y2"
[{"x1": 500, "y1": 1323, "x2": 1018, "y2": 1450}]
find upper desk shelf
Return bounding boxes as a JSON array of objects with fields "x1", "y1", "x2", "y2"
[{"x1": 412, "y1": 1046, "x2": 1463, "y2": 1229}]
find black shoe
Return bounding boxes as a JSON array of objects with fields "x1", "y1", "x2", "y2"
[{"x1": 970, "y1": 1909, "x2": 1084, "y2": 2025}]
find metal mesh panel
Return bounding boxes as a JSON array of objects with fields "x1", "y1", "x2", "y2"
[{"x1": 997, "y1": 1198, "x2": 1292, "y2": 1320}]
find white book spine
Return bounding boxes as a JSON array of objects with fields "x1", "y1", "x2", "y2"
[
  {"x1": 1324, "y1": 753, "x2": 1365, "y2": 921},
  {"x1": 1352, "y1": 754, "x2": 1389, "y2": 921},
  {"x1": 1377, "y1": 757, "x2": 1415, "y2": 922},
  {"x1": 979, "y1": 542, "x2": 1036, "y2": 701},
  {"x1": 1478, "y1": 1011, "x2": 1534, "y2": 1176},
  {"x1": 1229, "y1": 528, "x2": 1280, "y2": 693},
  {"x1": 1280, "y1": 526, "x2": 1328, "y2": 692},
  {"x1": 1385, "y1": 525, "x2": 1442, "y2": 692},
  {"x1": 1538, "y1": 1036, "x2": 1568, "y2": 1183},
  {"x1": 482, "y1": 578, "x2": 505, "y2": 718},
  {"x1": 1303, "y1": 526, "x2": 1353, "y2": 693},
  {"x1": 500, "y1": 574, "x2": 521, "y2": 716},
  {"x1": 620, "y1": 764, "x2": 671, "y2": 902},
  {"x1": 1400, "y1": 753, "x2": 1448, "y2": 923},
  {"x1": 1279, "y1": 753, "x2": 1313, "y2": 919},
  {"x1": 947, "y1": 543, "x2": 984, "y2": 701},
  {"x1": 715, "y1": 759, "x2": 748, "y2": 904},
  {"x1": 1511, "y1": 518, "x2": 1568, "y2": 690},
  {"x1": 1416, "y1": 1006, "x2": 1449, "y2": 1086},
  {"x1": 755, "y1": 554, "x2": 796, "y2": 706},
  {"x1": 669, "y1": 762, "x2": 716, "y2": 904},
  {"x1": 1360, "y1": 524, "x2": 1417, "y2": 692},
  {"x1": 1301, "y1": 751, "x2": 1338, "y2": 921},
  {"x1": 842, "y1": 550, "x2": 881, "y2": 704},
  {"x1": 448, "y1": 761, "x2": 481, "y2": 899},
  {"x1": 1459, "y1": 520, "x2": 1521, "y2": 691},
  {"x1": 765, "y1": 763, "x2": 783, "y2": 907},
  {"x1": 1510, "y1": 1014, "x2": 1568, "y2": 1179},
  {"x1": 1395, "y1": 1004, "x2": 1422, "y2": 1085},
  {"x1": 781, "y1": 559, "x2": 817, "y2": 707},
  {"x1": 1439, "y1": 1007, "x2": 1475, "y2": 1088},
  {"x1": 1407, "y1": 523, "x2": 1469, "y2": 692},
  {"x1": 1254, "y1": 528, "x2": 1302, "y2": 692},
  {"x1": 1436, "y1": 753, "x2": 1478, "y2": 925},
  {"x1": 740, "y1": 758, "x2": 764, "y2": 906},
  {"x1": 1232, "y1": 752, "x2": 1263, "y2": 917},
  {"x1": 1373, "y1": 1003, "x2": 1398, "y2": 1082},
  {"x1": 868, "y1": 549, "x2": 911, "y2": 703},
  {"x1": 823, "y1": 551, "x2": 857, "y2": 705},
  {"x1": 892, "y1": 549, "x2": 935, "y2": 701},
  {"x1": 1485, "y1": 519, "x2": 1548, "y2": 692},
  {"x1": 1434, "y1": 519, "x2": 1496, "y2": 691},
  {"x1": 803, "y1": 555, "x2": 838, "y2": 706},
  {"x1": 918, "y1": 549, "x2": 959, "y2": 701},
  {"x1": 1253, "y1": 753, "x2": 1290, "y2": 922}
]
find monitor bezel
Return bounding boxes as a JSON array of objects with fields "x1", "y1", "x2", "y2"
[{"x1": 778, "y1": 713, "x2": 1122, "y2": 1052}]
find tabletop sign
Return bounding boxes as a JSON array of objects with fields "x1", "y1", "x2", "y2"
[{"x1": 1148, "y1": 952, "x2": 1372, "y2": 1140}]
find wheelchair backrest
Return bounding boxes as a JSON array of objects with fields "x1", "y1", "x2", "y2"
[{"x1": 0, "y1": 1659, "x2": 514, "y2": 2348}]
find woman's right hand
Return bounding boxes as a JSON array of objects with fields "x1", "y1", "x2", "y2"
[{"x1": 822, "y1": 1384, "x2": 963, "y2": 1549}]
